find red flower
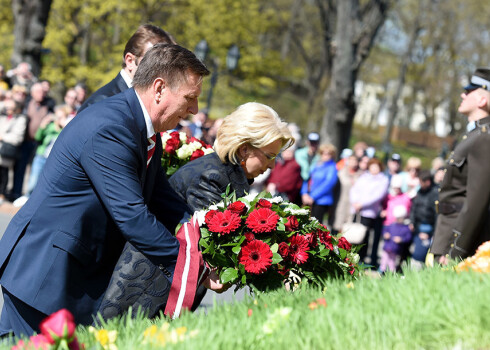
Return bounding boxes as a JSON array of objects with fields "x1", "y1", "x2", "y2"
[
  {"x1": 255, "y1": 199, "x2": 272, "y2": 209},
  {"x1": 238, "y1": 240, "x2": 273, "y2": 274},
  {"x1": 284, "y1": 216, "x2": 299, "y2": 231},
  {"x1": 246, "y1": 208, "x2": 280, "y2": 233},
  {"x1": 190, "y1": 149, "x2": 205, "y2": 161},
  {"x1": 278, "y1": 242, "x2": 290, "y2": 258},
  {"x1": 288, "y1": 234, "x2": 309, "y2": 264},
  {"x1": 13, "y1": 335, "x2": 50, "y2": 350},
  {"x1": 40, "y1": 309, "x2": 76, "y2": 344},
  {"x1": 228, "y1": 201, "x2": 247, "y2": 215},
  {"x1": 277, "y1": 265, "x2": 290, "y2": 276},
  {"x1": 318, "y1": 230, "x2": 334, "y2": 250},
  {"x1": 244, "y1": 232, "x2": 255, "y2": 242},
  {"x1": 165, "y1": 137, "x2": 180, "y2": 154},
  {"x1": 170, "y1": 131, "x2": 180, "y2": 139},
  {"x1": 338, "y1": 237, "x2": 352, "y2": 251},
  {"x1": 304, "y1": 232, "x2": 318, "y2": 248},
  {"x1": 207, "y1": 210, "x2": 242, "y2": 234},
  {"x1": 205, "y1": 210, "x2": 219, "y2": 225}
]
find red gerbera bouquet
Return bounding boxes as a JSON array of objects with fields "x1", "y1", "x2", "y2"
[
  {"x1": 197, "y1": 191, "x2": 361, "y2": 292},
  {"x1": 161, "y1": 131, "x2": 214, "y2": 176}
]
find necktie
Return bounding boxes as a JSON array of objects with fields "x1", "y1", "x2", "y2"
[{"x1": 147, "y1": 134, "x2": 157, "y2": 167}]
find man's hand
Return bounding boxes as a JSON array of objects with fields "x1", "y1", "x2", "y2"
[{"x1": 203, "y1": 269, "x2": 231, "y2": 293}]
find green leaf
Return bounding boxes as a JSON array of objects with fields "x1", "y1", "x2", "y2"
[
  {"x1": 277, "y1": 222, "x2": 285, "y2": 231},
  {"x1": 320, "y1": 248, "x2": 331, "y2": 257},
  {"x1": 232, "y1": 245, "x2": 242, "y2": 254},
  {"x1": 272, "y1": 252, "x2": 283, "y2": 264},
  {"x1": 220, "y1": 267, "x2": 239, "y2": 283},
  {"x1": 241, "y1": 274, "x2": 247, "y2": 284},
  {"x1": 270, "y1": 243, "x2": 279, "y2": 253}
]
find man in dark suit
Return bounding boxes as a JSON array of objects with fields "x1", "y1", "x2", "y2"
[
  {"x1": 0, "y1": 44, "x2": 220, "y2": 338},
  {"x1": 78, "y1": 24, "x2": 176, "y2": 113},
  {"x1": 430, "y1": 67, "x2": 490, "y2": 264}
]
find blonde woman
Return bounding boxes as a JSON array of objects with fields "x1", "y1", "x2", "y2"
[
  {"x1": 399, "y1": 156, "x2": 421, "y2": 198},
  {"x1": 169, "y1": 102, "x2": 294, "y2": 211}
]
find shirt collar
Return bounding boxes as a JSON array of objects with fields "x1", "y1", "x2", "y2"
[
  {"x1": 120, "y1": 69, "x2": 133, "y2": 88},
  {"x1": 134, "y1": 90, "x2": 155, "y2": 139}
]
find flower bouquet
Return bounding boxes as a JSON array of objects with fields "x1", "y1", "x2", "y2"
[
  {"x1": 197, "y1": 190, "x2": 361, "y2": 292},
  {"x1": 161, "y1": 131, "x2": 214, "y2": 176}
]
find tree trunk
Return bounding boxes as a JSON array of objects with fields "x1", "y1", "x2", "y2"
[
  {"x1": 11, "y1": 0, "x2": 53, "y2": 76},
  {"x1": 382, "y1": 15, "x2": 421, "y2": 147},
  {"x1": 320, "y1": 0, "x2": 389, "y2": 153}
]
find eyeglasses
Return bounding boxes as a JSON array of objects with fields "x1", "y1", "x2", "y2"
[{"x1": 254, "y1": 147, "x2": 277, "y2": 161}]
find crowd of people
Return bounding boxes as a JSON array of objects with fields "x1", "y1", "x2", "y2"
[
  {"x1": 229, "y1": 129, "x2": 444, "y2": 273},
  {"x1": 0, "y1": 20, "x2": 488, "y2": 341},
  {"x1": 0, "y1": 61, "x2": 87, "y2": 206}
]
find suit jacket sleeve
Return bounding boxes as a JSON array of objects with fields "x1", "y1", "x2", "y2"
[
  {"x1": 81, "y1": 124, "x2": 180, "y2": 270},
  {"x1": 150, "y1": 166, "x2": 192, "y2": 230}
]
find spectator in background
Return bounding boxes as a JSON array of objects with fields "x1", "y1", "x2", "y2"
[
  {"x1": 295, "y1": 132, "x2": 320, "y2": 181},
  {"x1": 13, "y1": 105, "x2": 73, "y2": 207},
  {"x1": 332, "y1": 154, "x2": 361, "y2": 235},
  {"x1": 39, "y1": 80, "x2": 56, "y2": 112},
  {"x1": 0, "y1": 100, "x2": 27, "y2": 204},
  {"x1": 301, "y1": 143, "x2": 338, "y2": 224},
  {"x1": 350, "y1": 158, "x2": 389, "y2": 268},
  {"x1": 358, "y1": 154, "x2": 370, "y2": 173},
  {"x1": 63, "y1": 88, "x2": 78, "y2": 121},
  {"x1": 74, "y1": 83, "x2": 88, "y2": 110},
  {"x1": 7, "y1": 62, "x2": 37, "y2": 90},
  {"x1": 79, "y1": 24, "x2": 176, "y2": 113},
  {"x1": 11, "y1": 85, "x2": 28, "y2": 110},
  {"x1": 380, "y1": 174, "x2": 412, "y2": 227},
  {"x1": 203, "y1": 118, "x2": 223, "y2": 146},
  {"x1": 384, "y1": 153, "x2": 402, "y2": 182},
  {"x1": 188, "y1": 109, "x2": 208, "y2": 139},
  {"x1": 352, "y1": 141, "x2": 368, "y2": 159},
  {"x1": 433, "y1": 166, "x2": 445, "y2": 185},
  {"x1": 409, "y1": 170, "x2": 438, "y2": 269},
  {"x1": 430, "y1": 157, "x2": 445, "y2": 175},
  {"x1": 11, "y1": 82, "x2": 54, "y2": 201},
  {"x1": 398, "y1": 156, "x2": 421, "y2": 199},
  {"x1": 379, "y1": 205, "x2": 412, "y2": 273},
  {"x1": 336, "y1": 148, "x2": 353, "y2": 170},
  {"x1": 266, "y1": 145, "x2": 302, "y2": 205}
]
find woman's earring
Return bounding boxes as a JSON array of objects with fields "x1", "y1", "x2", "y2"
[{"x1": 240, "y1": 159, "x2": 245, "y2": 166}]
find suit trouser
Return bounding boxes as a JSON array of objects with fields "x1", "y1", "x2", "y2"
[{"x1": 0, "y1": 287, "x2": 47, "y2": 339}]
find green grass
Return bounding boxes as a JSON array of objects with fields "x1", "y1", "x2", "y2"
[{"x1": 4, "y1": 267, "x2": 488, "y2": 349}]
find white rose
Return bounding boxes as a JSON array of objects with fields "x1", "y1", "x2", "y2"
[
  {"x1": 176, "y1": 144, "x2": 193, "y2": 159},
  {"x1": 179, "y1": 132, "x2": 187, "y2": 143}
]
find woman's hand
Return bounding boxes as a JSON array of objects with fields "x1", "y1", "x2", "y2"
[
  {"x1": 302, "y1": 193, "x2": 313, "y2": 206},
  {"x1": 203, "y1": 269, "x2": 231, "y2": 293}
]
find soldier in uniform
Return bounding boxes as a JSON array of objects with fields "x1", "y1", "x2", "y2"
[{"x1": 430, "y1": 68, "x2": 490, "y2": 264}]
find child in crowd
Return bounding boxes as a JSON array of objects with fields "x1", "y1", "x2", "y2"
[
  {"x1": 380, "y1": 174, "x2": 412, "y2": 226},
  {"x1": 379, "y1": 205, "x2": 412, "y2": 273},
  {"x1": 409, "y1": 170, "x2": 439, "y2": 269}
]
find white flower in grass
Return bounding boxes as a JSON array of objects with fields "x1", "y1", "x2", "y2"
[
  {"x1": 262, "y1": 307, "x2": 292, "y2": 334},
  {"x1": 176, "y1": 144, "x2": 193, "y2": 159}
]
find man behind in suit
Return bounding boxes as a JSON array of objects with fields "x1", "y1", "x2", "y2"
[
  {"x1": 0, "y1": 44, "x2": 223, "y2": 338},
  {"x1": 78, "y1": 24, "x2": 176, "y2": 113}
]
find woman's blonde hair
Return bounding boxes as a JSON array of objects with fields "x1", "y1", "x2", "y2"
[
  {"x1": 405, "y1": 156, "x2": 422, "y2": 171},
  {"x1": 318, "y1": 143, "x2": 337, "y2": 159},
  {"x1": 214, "y1": 102, "x2": 295, "y2": 164}
]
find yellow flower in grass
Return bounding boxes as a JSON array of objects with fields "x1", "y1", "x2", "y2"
[
  {"x1": 143, "y1": 323, "x2": 197, "y2": 347},
  {"x1": 456, "y1": 241, "x2": 490, "y2": 273},
  {"x1": 88, "y1": 326, "x2": 118, "y2": 350}
]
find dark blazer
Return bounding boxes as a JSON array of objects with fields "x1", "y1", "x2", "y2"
[
  {"x1": 169, "y1": 152, "x2": 251, "y2": 212},
  {"x1": 78, "y1": 73, "x2": 128, "y2": 113},
  {"x1": 0, "y1": 88, "x2": 190, "y2": 325}
]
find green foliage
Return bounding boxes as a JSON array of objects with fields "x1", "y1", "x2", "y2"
[{"x1": 4, "y1": 268, "x2": 487, "y2": 349}]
